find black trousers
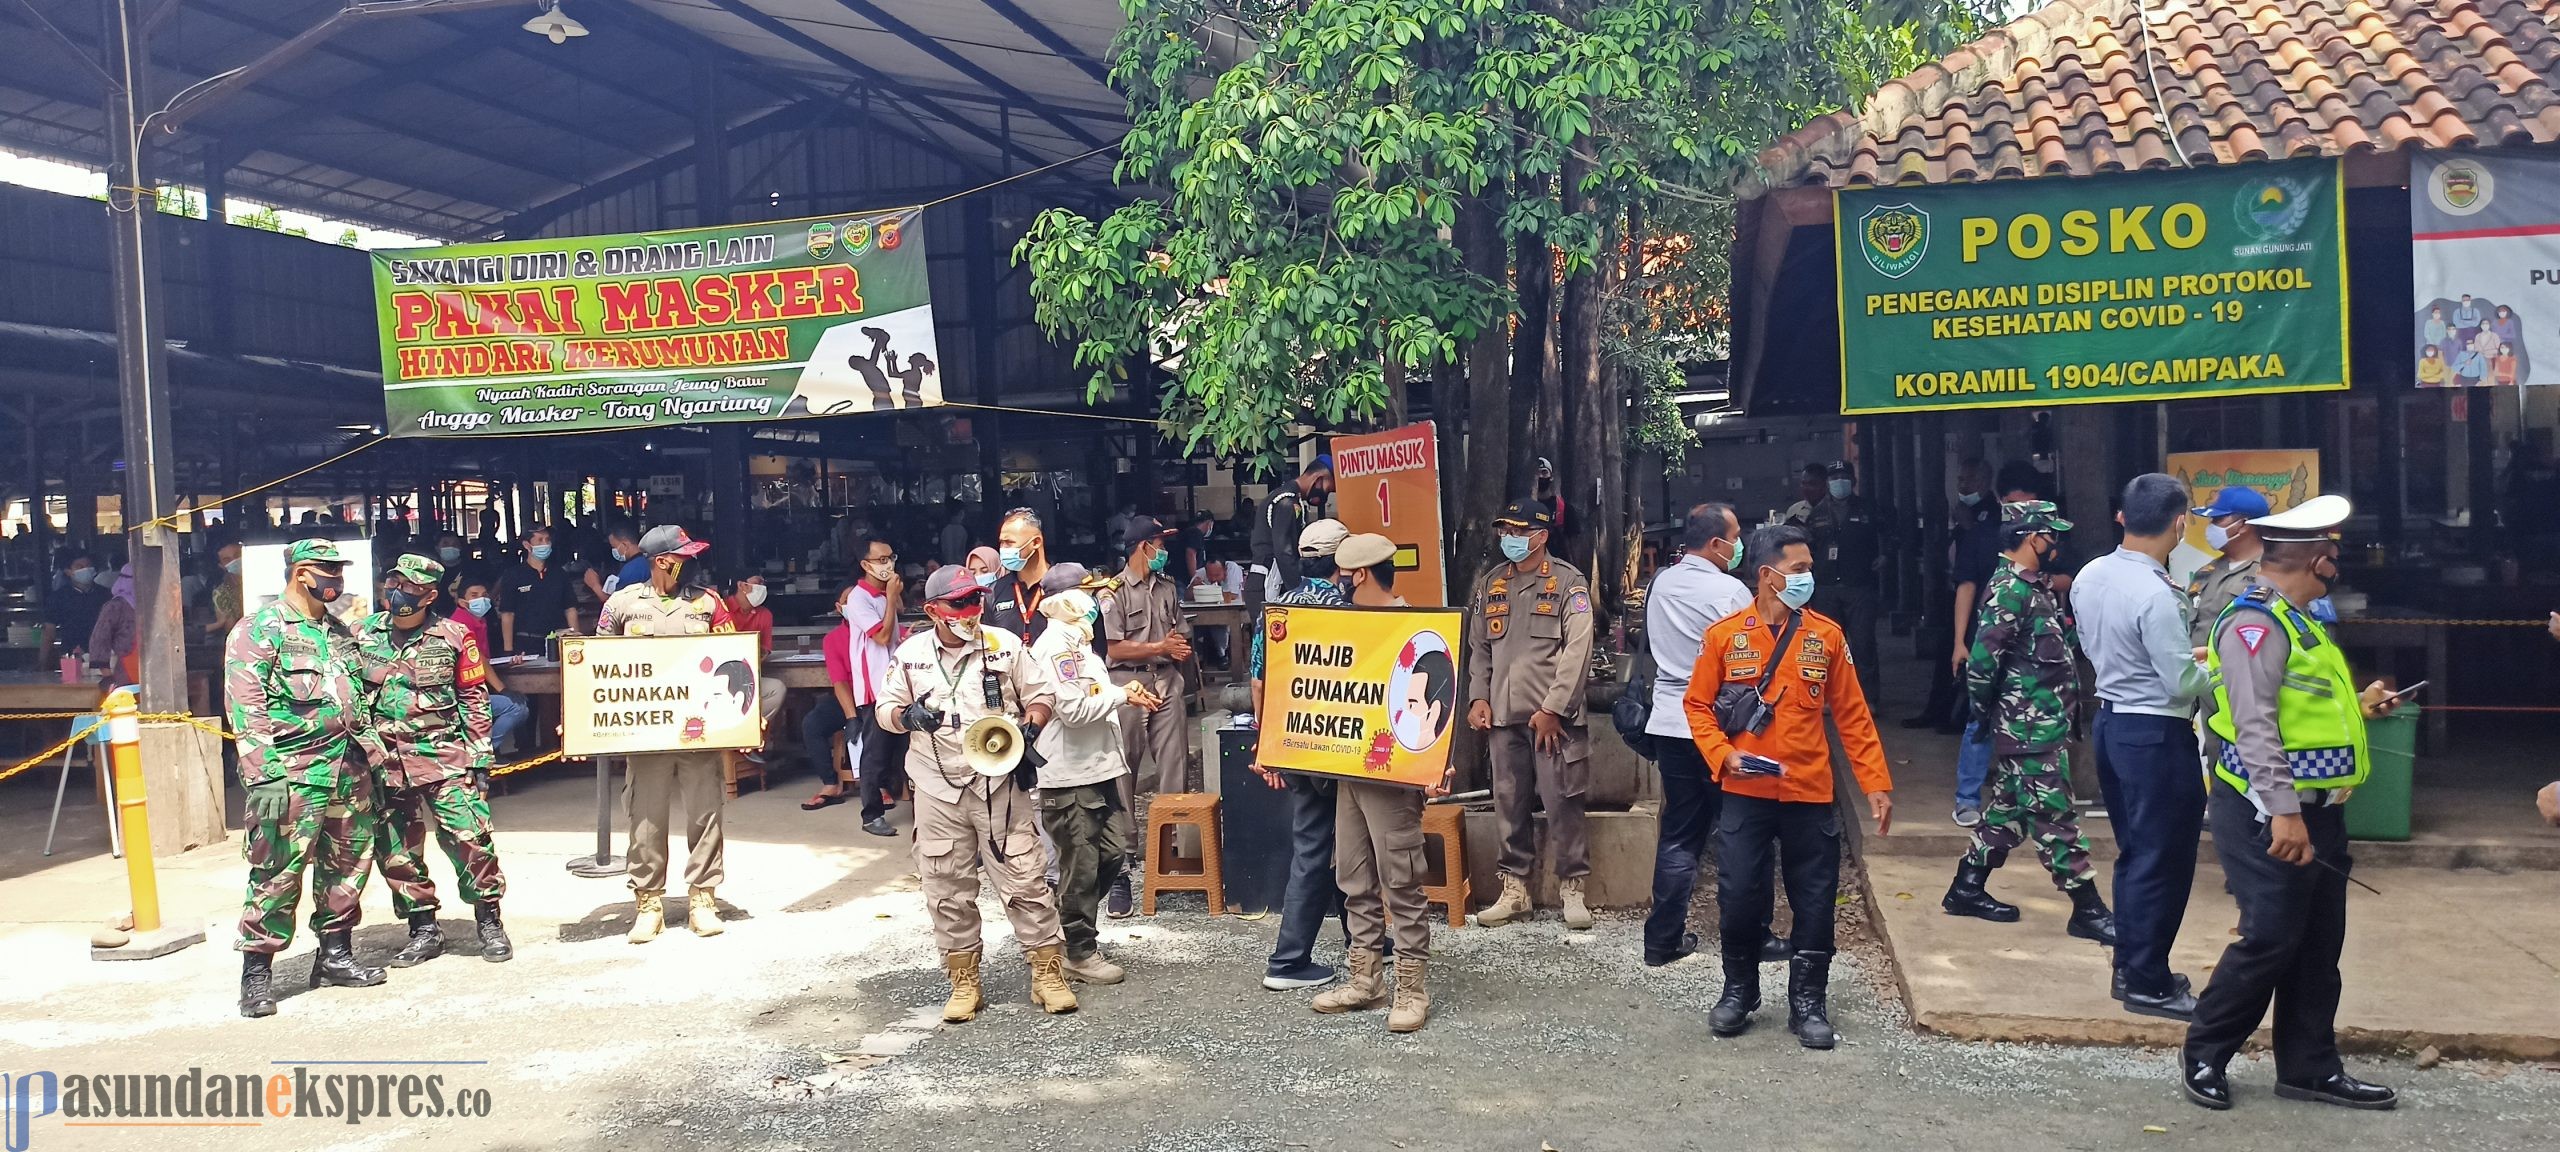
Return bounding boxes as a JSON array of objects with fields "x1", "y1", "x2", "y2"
[
  {"x1": 1715, "y1": 793, "x2": 1840, "y2": 955},
  {"x1": 2093, "y1": 706, "x2": 2205, "y2": 998},
  {"x1": 2183, "y1": 779, "x2": 2351, "y2": 1083},
  {"x1": 1646, "y1": 737, "x2": 1724, "y2": 957},
  {"x1": 1266, "y1": 774, "x2": 1351, "y2": 973},
  {"x1": 853, "y1": 704, "x2": 910, "y2": 823}
]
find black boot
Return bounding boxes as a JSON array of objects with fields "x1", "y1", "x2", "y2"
[
  {"x1": 475, "y1": 902, "x2": 514, "y2": 963},
  {"x1": 1759, "y1": 931, "x2": 1794, "y2": 962},
  {"x1": 309, "y1": 929, "x2": 387, "y2": 989},
  {"x1": 1787, "y1": 950, "x2": 1838, "y2": 1049},
  {"x1": 388, "y1": 910, "x2": 443, "y2": 968},
  {"x1": 240, "y1": 952, "x2": 277, "y2": 1018},
  {"x1": 1941, "y1": 860, "x2": 2020, "y2": 922},
  {"x1": 1707, "y1": 944, "x2": 1761, "y2": 1037},
  {"x1": 2066, "y1": 883, "x2": 2118, "y2": 947}
]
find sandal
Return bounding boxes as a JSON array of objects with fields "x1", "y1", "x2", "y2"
[{"x1": 801, "y1": 791, "x2": 848, "y2": 811}]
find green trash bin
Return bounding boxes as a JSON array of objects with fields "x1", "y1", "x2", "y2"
[{"x1": 2345, "y1": 705, "x2": 2416, "y2": 842}]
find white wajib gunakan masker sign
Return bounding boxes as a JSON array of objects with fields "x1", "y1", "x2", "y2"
[{"x1": 561, "y1": 633, "x2": 763, "y2": 756}]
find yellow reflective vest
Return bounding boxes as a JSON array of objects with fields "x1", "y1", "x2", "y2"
[{"x1": 2204, "y1": 588, "x2": 2369, "y2": 793}]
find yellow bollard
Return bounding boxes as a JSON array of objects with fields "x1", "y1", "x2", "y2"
[{"x1": 90, "y1": 689, "x2": 203, "y2": 961}]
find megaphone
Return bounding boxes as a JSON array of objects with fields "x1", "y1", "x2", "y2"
[{"x1": 962, "y1": 715, "x2": 1025, "y2": 777}]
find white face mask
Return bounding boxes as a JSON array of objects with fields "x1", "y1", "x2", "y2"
[
  {"x1": 942, "y1": 616, "x2": 981, "y2": 646},
  {"x1": 2204, "y1": 523, "x2": 2231, "y2": 551},
  {"x1": 743, "y1": 584, "x2": 768, "y2": 607}
]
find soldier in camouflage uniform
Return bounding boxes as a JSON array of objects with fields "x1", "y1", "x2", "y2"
[
  {"x1": 1940, "y1": 502, "x2": 2118, "y2": 947},
  {"x1": 356, "y1": 554, "x2": 514, "y2": 967},
  {"x1": 227, "y1": 538, "x2": 387, "y2": 1018}
]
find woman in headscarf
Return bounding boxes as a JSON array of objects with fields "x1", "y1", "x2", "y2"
[
  {"x1": 964, "y1": 545, "x2": 1002, "y2": 589},
  {"x1": 87, "y1": 562, "x2": 141, "y2": 686}
]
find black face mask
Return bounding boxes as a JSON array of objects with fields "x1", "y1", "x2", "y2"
[
  {"x1": 385, "y1": 587, "x2": 425, "y2": 616},
  {"x1": 307, "y1": 573, "x2": 345, "y2": 604},
  {"x1": 2310, "y1": 556, "x2": 2339, "y2": 594}
]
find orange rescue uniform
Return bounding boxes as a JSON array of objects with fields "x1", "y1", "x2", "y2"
[{"x1": 1681, "y1": 607, "x2": 1893, "y2": 803}]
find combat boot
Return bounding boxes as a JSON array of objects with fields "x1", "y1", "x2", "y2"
[
  {"x1": 1559, "y1": 876, "x2": 1595, "y2": 930},
  {"x1": 309, "y1": 930, "x2": 386, "y2": 989},
  {"x1": 2065, "y1": 882, "x2": 2118, "y2": 947},
  {"x1": 1786, "y1": 950, "x2": 1837, "y2": 1050},
  {"x1": 627, "y1": 889, "x2": 665, "y2": 944},
  {"x1": 1475, "y1": 872, "x2": 1533, "y2": 927},
  {"x1": 474, "y1": 902, "x2": 513, "y2": 963},
  {"x1": 388, "y1": 910, "x2": 443, "y2": 968},
  {"x1": 1941, "y1": 859, "x2": 2020, "y2": 922},
  {"x1": 1062, "y1": 949, "x2": 1126, "y2": 985},
  {"x1": 1311, "y1": 948, "x2": 1389, "y2": 1014},
  {"x1": 688, "y1": 888, "x2": 725, "y2": 937},
  {"x1": 1708, "y1": 943, "x2": 1761, "y2": 1037},
  {"x1": 1386, "y1": 957, "x2": 1431, "y2": 1033},
  {"x1": 942, "y1": 951, "x2": 985, "y2": 1022},
  {"x1": 1026, "y1": 944, "x2": 1080, "y2": 1014},
  {"x1": 240, "y1": 952, "x2": 277, "y2": 1018}
]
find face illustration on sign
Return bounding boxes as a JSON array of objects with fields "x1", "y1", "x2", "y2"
[{"x1": 1389, "y1": 635, "x2": 1456, "y2": 752}]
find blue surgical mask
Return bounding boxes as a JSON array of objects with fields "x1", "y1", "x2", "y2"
[
  {"x1": 1958, "y1": 491, "x2": 1983, "y2": 507},
  {"x1": 1827, "y1": 478, "x2": 1852, "y2": 500},
  {"x1": 611, "y1": 546, "x2": 631, "y2": 562},
  {"x1": 70, "y1": 567, "x2": 95, "y2": 586},
  {"x1": 1148, "y1": 547, "x2": 1169, "y2": 573},
  {"x1": 530, "y1": 544, "x2": 554, "y2": 561},
  {"x1": 1720, "y1": 538, "x2": 1743, "y2": 572},
  {"x1": 974, "y1": 572, "x2": 998, "y2": 589},
  {"x1": 439, "y1": 547, "x2": 462, "y2": 563},
  {"x1": 1777, "y1": 570, "x2": 1816, "y2": 610},
  {"x1": 1499, "y1": 535, "x2": 1531, "y2": 564},
  {"x1": 998, "y1": 546, "x2": 1028, "y2": 572},
  {"x1": 223, "y1": 559, "x2": 241, "y2": 575},
  {"x1": 465, "y1": 597, "x2": 492, "y2": 617}
]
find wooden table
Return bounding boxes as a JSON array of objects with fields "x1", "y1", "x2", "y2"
[{"x1": 0, "y1": 673, "x2": 107, "y2": 713}]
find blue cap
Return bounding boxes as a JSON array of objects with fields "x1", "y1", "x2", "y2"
[
  {"x1": 1312, "y1": 453, "x2": 1333, "y2": 473},
  {"x1": 2192, "y1": 487, "x2": 2271, "y2": 520}
]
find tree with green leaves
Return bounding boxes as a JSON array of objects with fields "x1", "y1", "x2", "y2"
[{"x1": 1020, "y1": 0, "x2": 1988, "y2": 622}]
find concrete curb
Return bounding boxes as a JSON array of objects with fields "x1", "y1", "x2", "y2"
[{"x1": 1907, "y1": 1006, "x2": 2560, "y2": 1063}]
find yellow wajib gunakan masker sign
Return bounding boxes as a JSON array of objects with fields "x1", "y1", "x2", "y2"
[
  {"x1": 561, "y1": 633, "x2": 764, "y2": 757},
  {"x1": 1254, "y1": 606, "x2": 1463, "y2": 790}
]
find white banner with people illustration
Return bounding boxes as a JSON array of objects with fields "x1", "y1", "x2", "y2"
[{"x1": 2412, "y1": 150, "x2": 2558, "y2": 387}]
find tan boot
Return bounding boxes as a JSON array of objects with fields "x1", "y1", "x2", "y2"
[
  {"x1": 1387, "y1": 956, "x2": 1431, "y2": 1033},
  {"x1": 688, "y1": 888, "x2": 724, "y2": 937},
  {"x1": 1560, "y1": 876, "x2": 1595, "y2": 931},
  {"x1": 627, "y1": 890, "x2": 664, "y2": 944},
  {"x1": 1062, "y1": 949, "x2": 1126, "y2": 985},
  {"x1": 1311, "y1": 948, "x2": 1388, "y2": 1014},
  {"x1": 1026, "y1": 944, "x2": 1080, "y2": 1014},
  {"x1": 1476, "y1": 872, "x2": 1533, "y2": 927},
  {"x1": 942, "y1": 951, "x2": 985, "y2": 1022}
]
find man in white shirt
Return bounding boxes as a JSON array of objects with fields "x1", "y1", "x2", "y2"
[
  {"x1": 1640, "y1": 503, "x2": 1758, "y2": 967},
  {"x1": 2072, "y1": 474, "x2": 2212, "y2": 1021},
  {"x1": 1028, "y1": 563, "x2": 1164, "y2": 986}
]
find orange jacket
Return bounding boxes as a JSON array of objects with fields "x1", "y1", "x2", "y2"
[{"x1": 1681, "y1": 605, "x2": 1892, "y2": 803}]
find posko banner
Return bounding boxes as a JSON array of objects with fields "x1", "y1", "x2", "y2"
[
  {"x1": 2412, "y1": 150, "x2": 2557, "y2": 386},
  {"x1": 560, "y1": 634, "x2": 764, "y2": 756},
  {"x1": 1328, "y1": 422, "x2": 1448, "y2": 606},
  {"x1": 1253, "y1": 606, "x2": 1463, "y2": 790},
  {"x1": 1835, "y1": 160, "x2": 2348, "y2": 414},
  {"x1": 373, "y1": 208, "x2": 940, "y2": 438}
]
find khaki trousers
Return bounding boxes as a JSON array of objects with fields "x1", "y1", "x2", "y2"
[
  {"x1": 914, "y1": 776, "x2": 1063, "y2": 955},
  {"x1": 1112, "y1": 667, "x2": 1191, "y2": 793},
  {"x1": 1489, "y1": 723, "x2": 1591, "y2": 879},
  {"x1": 625, "y1": 751, "x2": 726, "y2": 893},
  {"x1": 1336, "y1": 779, "x2": 1431, "y2": 960}
]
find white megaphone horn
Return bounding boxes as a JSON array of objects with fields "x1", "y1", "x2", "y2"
[{"x1": 961, "y1": 715, "x2": 1025, "y2": 777}]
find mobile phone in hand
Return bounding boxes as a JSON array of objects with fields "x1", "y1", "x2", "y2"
[{"x1": 1733, "y1": 752, "x2": 1785, "y2": 777}]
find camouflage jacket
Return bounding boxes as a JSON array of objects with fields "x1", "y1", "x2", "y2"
[
  {"x1": 1961, "y1": 557, "x2": 2079, "y2": 754},
  {"x1": 354, "y1": 612, "x2": 495, "y2": 788},
  {"x1": 224, "y1": 599, "x2": 373, "y2": 787}
]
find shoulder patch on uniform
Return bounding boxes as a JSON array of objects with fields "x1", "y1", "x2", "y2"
[
  {"x1": 2234, "y1": 623, "x2": 2271, "y2": 655},
  {"x1": 1056, "y1": 654, "x2": 1082, "y2": 681},
  {"x1": 1568, "y1": 590, "x2": 1589, "y2": 615}
]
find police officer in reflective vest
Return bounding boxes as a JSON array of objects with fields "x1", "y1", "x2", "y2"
[{"x1": 2182, "y1": 495, "x2": 2401, "y2": 1113}]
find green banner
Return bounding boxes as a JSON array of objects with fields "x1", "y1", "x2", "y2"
[
  {"x1": 1835, "y1": 160, "x2": 2347, "y2": 414},
  {"x1": 373, "y1": 208, "x2": 939, "y2": 438}
]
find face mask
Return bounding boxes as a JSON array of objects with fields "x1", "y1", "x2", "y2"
[
  {"x1": 2310, "y1": 557, "x2": 2338, "y2": 595},
  {"x1": 611, "y1": 546, "x2": 631, "y2": 562},
  {"x1": 70, "y1": 567, "x2": 94, "y2": 586},
  {"x1": 744, "y1": 584, "x2": 768, "y2": 607},
  {"x1": 1393, "y1": 708, "x2": 1434, "y2": 751},
  {"x1": 1147, "y1": 547, "x2": 1169, "y2": 574},
  {"x1": 1828, "y1": 479, "x2": 1852, "y2": 499},
  {"x1": 385, "y1": 587, "x2": 425, "y2": 615},
  {"x1": 223, "y1": 559, "x2": 240, "y2": 575},
  {"x1": 530, "y1": 545, "x2": 554, "y2": 561},
  {"x1": 974, "y1": 572, "x2": 998, "y2": 589},
  {"x1": 864, "y1": 559, "x2": 895, "y2": 582},
  {"x1": 943, "y1": 616, "x2": 982, "y2": 645},
  {"x1": 1958, "y1": 491, "x2": 1983, "y2": 507},
  {"x1": 1719, "y1": 538, "x2": 1743, "y2": 573},
  {"x1": 1774, "y1": 569, "x2": 1816, "y2": 610},
  {"x1": 659, "y1": 559, "x2": 684, "y2": 583},
  {"x1": 1499, "y1": 535, "x2": 1531, "y2": 564},
  {"x1": 308, "y1": 573, "x2": 345, "y2": 604},
  {"x1": 999, "y1": 546, "x2": 1029, "y2": 572},
  {"x1": 2204, "y1": 523, "x2": 2231, "y2": 551},
  {"x1": 439, "y1": 547, "x2": 462, "y2": 563}
]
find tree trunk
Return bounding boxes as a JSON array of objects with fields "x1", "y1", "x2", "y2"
[
  {"x1": 1560, "y1": 144, "x2": 1604, "y2": 594},
  {"x1": 1512, "y1": 206, "x2": 1555, "y2": 497},
  {"x1": 1449, "y1": 191, "x2": 1513, "y2": 791}
]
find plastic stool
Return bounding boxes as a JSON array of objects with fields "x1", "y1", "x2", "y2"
[
  {"x1": 1142, "y1": 792, "x2": 1226, "y2": 916},
  {"x1": 1420, "y1": 802, "x2": 1470, "y2": 928}
]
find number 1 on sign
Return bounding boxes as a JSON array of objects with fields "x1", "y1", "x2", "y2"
[{"x1": 1375, "y1": 479, "x2": 1391, "y2": 526}]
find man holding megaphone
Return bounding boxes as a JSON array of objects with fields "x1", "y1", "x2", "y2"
[{"x1": 878, "y1": 565, "x2": 1070, "y2": 1023}]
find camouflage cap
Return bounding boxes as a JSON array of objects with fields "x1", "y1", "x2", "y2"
[
  {"x1": 2000, "y1": 500, "x2": 2073, "y2": 535},
  {"x1": 388, "y1": 553, "x2": 445, "y2": 586},
  {"x1": 284, "y1": 538, "x2": 347, "y2": 568}
]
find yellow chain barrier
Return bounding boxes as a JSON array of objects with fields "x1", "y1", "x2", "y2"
[{"x1": 1, "y1": 711, "x2": 571, "y2": 787}]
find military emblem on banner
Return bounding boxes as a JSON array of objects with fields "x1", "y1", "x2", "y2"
[
  {"x1": 842, "y1": 219, "x2": 873, "y2": 255},
  {"x1": 806, "y1": 221, "x2": 836, "y2": 259},
  {"x1": 2427, "y1": 158, "x2": 2493, "y2": 218},
  {"x1": 878, "y1": 217, "x2": 904, "y2": 250},
  {"x1": 1267, "y1": 610, "x2": 1288, "y2": 644},
  {"x1": 1857, "y1": 202, "x2": 1929, "y2": 280}
]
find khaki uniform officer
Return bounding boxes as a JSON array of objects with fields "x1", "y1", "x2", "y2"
[
  {"x1": 878, "y1": 565, "x2": 1075, "y2": 1023},
  {"x1": 1103, "y1": 515, "x2": 1193, "y2": 794},
  {"x1": 595, "y1": 525, "x2": 735, "y2": 944},
  {"x1": 1466, "y1": 499, "x2": 1597, "y2": 930}
]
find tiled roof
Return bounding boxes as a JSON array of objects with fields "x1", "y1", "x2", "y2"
[{"x1": 1746, "y1": 0, "x2": 2560, "y2": 192}]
